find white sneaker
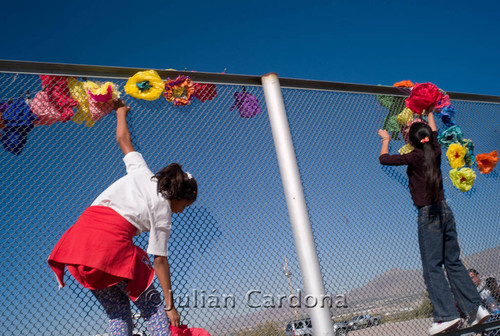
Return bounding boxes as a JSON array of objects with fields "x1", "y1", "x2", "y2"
[
  {"x1": 469, "y1": 305, "x2": 491, "y2": 326},
  {"x1": 429, "y1": 318, "x2": 461, "y2": 335}
]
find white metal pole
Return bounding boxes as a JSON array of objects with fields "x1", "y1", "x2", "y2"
[{"x1": 262, "y1": 73, "x2": 334, "y2": 336}]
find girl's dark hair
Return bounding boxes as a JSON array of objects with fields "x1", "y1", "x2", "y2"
[
  {"x1": 152, "y1": 163, "x2": 198, "y2": 201},
  {"x1": 409, "y1": 122, "x2": 441, "y2": 202}
]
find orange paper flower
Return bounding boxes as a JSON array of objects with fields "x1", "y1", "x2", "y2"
[
  {"x1": 393, "y1": 80, "x2": 414, "y2": 88},
  {"x1": 476, "y1": 150, "x2": 498, "y2": 174}
]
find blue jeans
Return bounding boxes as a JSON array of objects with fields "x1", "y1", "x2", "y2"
[{"x1": 418, "y1": 201, "x2": 482, "y2": 322}]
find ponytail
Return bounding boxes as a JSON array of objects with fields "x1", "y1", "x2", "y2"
[
  {"x1": 409, "y1": 123, "x2": 441, "y2": 202},
  {"x1": 152, "y1": 163, "x2": 198, "y2": 201}
]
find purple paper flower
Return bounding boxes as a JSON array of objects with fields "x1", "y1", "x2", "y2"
[{"x1": 230, "y1": 91, "x2": 262, "y2": 118}]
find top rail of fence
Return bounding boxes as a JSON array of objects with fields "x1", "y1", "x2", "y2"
[{"x1": 1, "y1": 59, "x2": 499, "y2": 104}]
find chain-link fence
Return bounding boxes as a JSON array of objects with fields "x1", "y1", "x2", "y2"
[{"x1": 0, "y1": 61, "x2": 499, "y2": 336}]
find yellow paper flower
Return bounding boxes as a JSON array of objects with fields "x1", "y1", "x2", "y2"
[
  {"x1": 124, "y1": 70, "x2": 165, "y2": 101},
  {"x1": 449, "y1": 168, "x2": 476, "y2": 192},
  {"x1": 396, "y1": 107, "x2": 414, "y2": 125},
  {"x1": 67, "y1": 77, "x2": 95, "y2": 127},
  {"x1": 398, "y1": 143, "x2": 414, "y2": 154},
  {"x1": 446, "y1": 143, "x2": 467, "y2": 169},
  {"x1": 83, "y1": 81, "x2": 121, "y2": 102}
]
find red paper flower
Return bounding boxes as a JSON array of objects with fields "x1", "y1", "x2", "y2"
[
  {"x1": 405, "y1": 83, "x2": 442, "y2": 115},
  {"x1": 194, "y1": 83, "x2": 217, "y2": 102},
  {"x1": 476, "y1": 150, "x2": 498, "y2": 174}
]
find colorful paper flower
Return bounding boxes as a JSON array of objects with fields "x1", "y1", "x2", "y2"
[
  {"x1": 449, "y1": 168, "x2": 476, "y2": 192},
  {"x1": 164, "y1": 76, "x2": 195, "y2": 106},
  {"x1": 396, "y1": 107, "x2": 414, "y2": 125},
  {"x1": 434, "y1": 94, "x2": 450, "y2": 111},
  {"x1": 124, "y1": 70, "x2": 165, "y2": 101},
  {"x1": 230, "y1": 90, "x2": 262, "y2": 118},
  {"x1": 461, "y1": 139, "x2": 475, "y2": 167},
  {"x1": 398, "y1": 143, "x2": 414, "y2": 155},
  {"x1": 476, "y1": 150, "x2": 498, "y2": 174},
  {"x1": 0, "y1": 98, "x2": 37, "y2": 155},
  {"x1": 437, "y1": 106, "x2": 456, "y2": 127},
  {"x1": 194, "y1": 83, "x2": 217, "y2": 102},
  {"x1": 39, "y1": 75, "x2": 77, "y2": 122},
  {"x1": 31, "y1": 91, "x2": 64, "y2": 126},
  {"x1": 393, "y1": 80, "x2": 414, "y2": 88},
  {"x1": 84, "y1": 81, "x2": 121, "y2": 103},
  {"x1": 0, "y1": 101, "x2": 7, "y2": 129},
  {"x1": 438, "y1": 126, "x2": 464, "y2": 147},
  {"x1": 377, "y1": 95, "x2": 405, "y2": 140},
  {"x1": 401, "y1": 117, "x2": 427, "y2": 143},
  {"x1": 67, "y1": 77, "x2": 94, "y2": 127},
  {"x1": 446, "y1": 143, "x2": 467, "y2": 169},
  {"x1": 405, "y1": 82, "x2": 443, "y2": 115}
]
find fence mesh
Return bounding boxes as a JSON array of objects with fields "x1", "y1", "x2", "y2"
[{"x1": 0, "y1": 66, "x2": 499, "y2": 336}]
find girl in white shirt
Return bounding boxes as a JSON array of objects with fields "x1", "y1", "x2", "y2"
[{"x1": 49, "y1": 100, "x2": 197, "y2": 336}]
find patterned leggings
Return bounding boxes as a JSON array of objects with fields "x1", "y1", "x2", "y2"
[{"x1": 91, "y1": 281, "x2": 171, "y2": 336}]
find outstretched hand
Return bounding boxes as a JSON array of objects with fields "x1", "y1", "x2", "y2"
[
  {"x1": 378, "y1": 129, "x2": 390, "y2": 140},
  {"x1": 114, "y1": 99, "x2": 130, "y2": 116}
]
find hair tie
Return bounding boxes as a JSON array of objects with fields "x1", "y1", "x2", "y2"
[
  {"x1": 420, "y1": 137, "x2": 430, "y2": 144},
  {"x1": 185, "y1": 172, "x2": 193, "y2": 180}
]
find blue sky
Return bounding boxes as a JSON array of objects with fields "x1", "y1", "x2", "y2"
[
  {"x1": 1, "y1": 0, "x2": 499, "y2": 95},
  {"x1": 1, "y1": 1, "x2": 499, "y2": 335}
]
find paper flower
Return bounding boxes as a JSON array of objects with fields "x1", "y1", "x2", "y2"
[
  {"x1": 438, "y1": 126, "x2": 464, "y2": 147},
  {"x1": 0, "y1": 98, "x2": 37, "y2": 155},
  {"x1": 0, "y1": 101, "x2": 8, "y2": 129},
  {"x1": 83, "y1": 81, "x2": 120, "y2": 122},
  {"x1": 398, "y1": 143, "x2": 414, "y2": 155},
  {"x1": 405, "y1": 82, "x2": 443, "y2": 115},
  {"x1": 476, "y1": 150, "x2": 498, "y2": 174},
  {"x1": 461, "y1": 139, "x2": 475, "y2": 167},
  {"x1": 401, "y1": 117, "x2": 427, "y2": 143},
  {"x1": 393, "y1": 80, "x2": 414, "y2": 88},
  {"x1": 449, "y1": 168, "x2": 476, "y2": 192},
  {"x1": 84, "y1": 81, "x2": 121, "y2": 103},
  {"x1": 125, "y1": 70, "x2": 165, "y2": 101},
  {"x1": 437, "y1": 106, "x2": 456, "y2": 127},
  {"x1": 39, "y1": 75, "x2": 77, "y2": 122},
  {"x1": 164, "y1": 76, "x2": 195, "y2": 106},
  {"x1": 396, "y1": 107, "x2": 414, "y2": 125},
  {"x1": 230, "y1": 90, "x2": 262, "y2": 118},
  {"x1": 446, "y1": 143, "x2": 467, "y2": 169},
  {"x1": 434, "y1": 94, "x2": 450, "y2": 111},
  {"x1": 31, "y1": 91, "x2": 64, "y2": 126},
  {"x1": 194, "y1": 83, "x2": 217, "y2": 102},
  {"x1": 377, "y1": 95, "x2": 405, "y2": 140},
  {"x1": 67, "y1": 77, "x2": 94, "y2": 127}
]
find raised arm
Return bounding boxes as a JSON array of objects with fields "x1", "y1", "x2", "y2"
[
  {"x1": 115, "y1": 100, "x2": 135, "y2": 155},
  {"x1": 426, "y1": 108, "x2": 437, "y2": 132},
  {"x1": 378, "y1": 129, "x2": 390, "y2": 156}
]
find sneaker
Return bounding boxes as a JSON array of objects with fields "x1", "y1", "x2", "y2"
[
  {"x1": 429, "y1": 318, "x2": 461, "y2": 335},
  {"x1": 469, "y1": 305, "x2": 491, "y2": 326}
]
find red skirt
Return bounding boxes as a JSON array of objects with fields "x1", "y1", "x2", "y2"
[{"x1": 48, "y1": 206, "x2": 155, "y2": 301}]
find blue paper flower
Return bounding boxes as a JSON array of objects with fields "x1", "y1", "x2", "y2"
[
  {"x1": 461, "y1": 138, "x2": 475, "y2": 167},
  {"x1": 438, "y1": 125, "x2": 464, "y2": 147},
  {"x1": 437, "y1": 105, "x2": 456, "y2": 127}
]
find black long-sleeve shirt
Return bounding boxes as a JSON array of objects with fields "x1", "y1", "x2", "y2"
[{"x1": 379, "y1": 131, "x2": 444, "y2": 207}]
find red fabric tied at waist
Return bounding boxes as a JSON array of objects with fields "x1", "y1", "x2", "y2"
[{"x1": 48, "y1": 206, "x2": 155, "y2": 301}]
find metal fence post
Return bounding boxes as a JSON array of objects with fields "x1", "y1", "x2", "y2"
[{"x1": 262, "y1": 73, "x2": 334, "y2": 336}]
